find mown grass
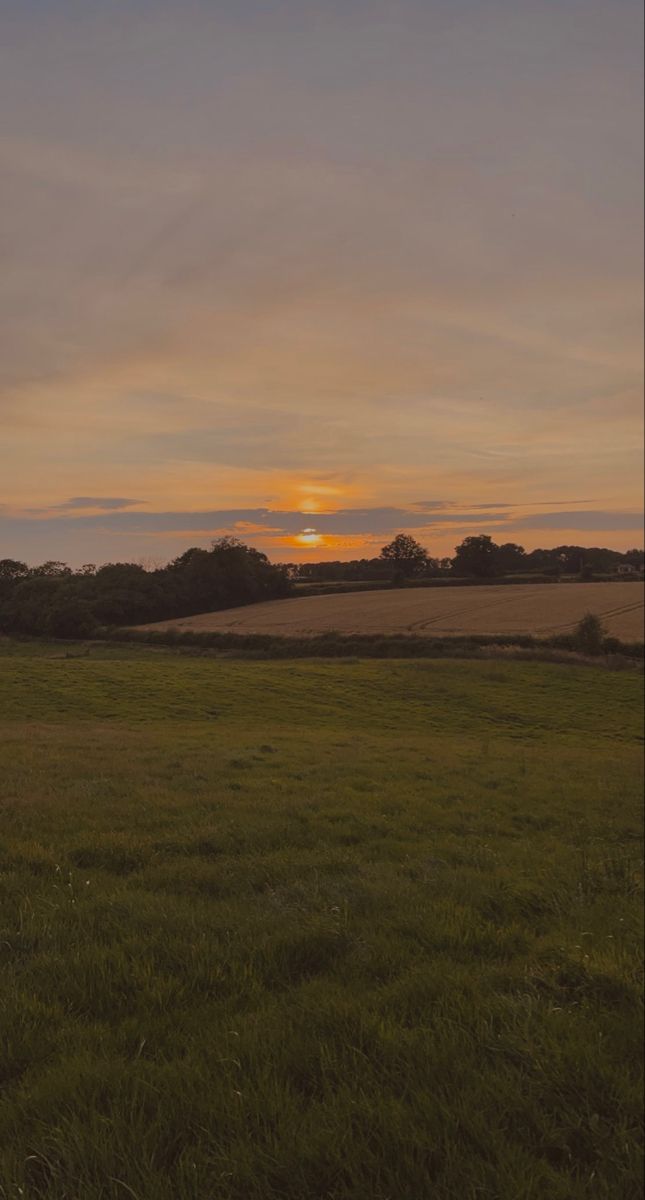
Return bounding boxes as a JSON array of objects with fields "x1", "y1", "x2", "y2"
[{"x1": 0, "y1": 641, "x2": 642, "y2": 1199}]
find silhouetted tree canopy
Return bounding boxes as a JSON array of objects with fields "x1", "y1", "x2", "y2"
[
  {"x1": 452, "y1": 535, "x2": 500, "y2": 578},
  {"x1": 0, "y1": 540, "x2": 291, "y2": 638},
  {"x1": 379, "y1": 534, "x2": 430, "y2": 579},
  {"x1": 0, "y1": 559, "x2": 29, "y2": 580},
  {"x1": 495, "y1": 543, "x2": 526, "y2": 573}
]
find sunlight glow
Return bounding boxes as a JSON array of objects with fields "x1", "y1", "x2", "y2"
[
  {"x1": 293, "y1": 528, "x2": 325, "y2": 548},
  {"x1": 294, "y1": 482, "x2": 345, "y2": 516}
]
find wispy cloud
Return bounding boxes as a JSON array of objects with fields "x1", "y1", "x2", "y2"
[
  {"x1": 510, "y1": 510, "x2": 645, "y2": 533},
  {"x1": 62, "y1": 497, "x2": 145, "y2": 511}
]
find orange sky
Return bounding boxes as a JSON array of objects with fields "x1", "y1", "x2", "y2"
[{"x1": 0, "y1": 1, "x2": 642, "y2": 565}]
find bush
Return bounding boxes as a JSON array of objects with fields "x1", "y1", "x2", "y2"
[{"x1": 573, "y1": 612, "x2": 607, "y2": 655}]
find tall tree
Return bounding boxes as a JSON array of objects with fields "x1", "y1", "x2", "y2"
[
  {"x1": 452, "y1": 535, "x2": 500, "y2": 578},
  {"x1": 379, "y1": 534, "x2": 429, "y2": 579}
]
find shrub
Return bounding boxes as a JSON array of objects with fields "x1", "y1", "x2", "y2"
[{"x1": 573, "y1": 612, "x2": 607, "y2": 655}]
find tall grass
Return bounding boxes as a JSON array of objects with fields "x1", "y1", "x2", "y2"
[{"x1": 104, "y1": 626, "x2": 644, "y2": 662}]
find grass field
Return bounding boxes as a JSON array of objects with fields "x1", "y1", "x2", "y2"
[
  {"x1": 137, "y1": 580, "x2": 645, "y2": 640},
  {"x1": 0, "y1": 640, "x2": 643, "y2": 1199}
]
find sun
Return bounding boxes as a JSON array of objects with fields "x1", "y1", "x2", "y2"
[{"x1": 294, "y1": 527, "x2": 324, "y2": 548}]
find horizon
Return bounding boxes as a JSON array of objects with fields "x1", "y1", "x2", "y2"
[
  {"x1": 1, "y1": 0, "x2": 643, "y2": 564},
  {"x1": 1, "y1": 503, "x2": 643, "y2": 569},
  {"x1": 4, "y1": 523, "x2": 644, "y2": 573}
]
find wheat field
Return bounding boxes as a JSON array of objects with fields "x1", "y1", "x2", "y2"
[{"x1": 138, "y1": 581, "x2": 644, "y2": 640}]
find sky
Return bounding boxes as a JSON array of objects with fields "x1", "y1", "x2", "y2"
[{"x1": 1, "y1": 0, "x2": 643, "y2": 566}]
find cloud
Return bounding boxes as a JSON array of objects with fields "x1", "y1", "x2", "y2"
[
  {"x1": 465, "y1": 499, "x2": 599, "y2": 510},
  {"x1": 0, "y1": 498, "x2": 642, "y2": 567},
  {"x1": 409, "y1": 501, "x2": 455, "y2": 511},
  {"x1": 3, "y1": 504, "x2": 642, "y2": 542},
  {"x1": 62, "y1": 497, "x2": 145, "y2": 511},
  {"x1": 510, "y1": 510, "x2": 645, "y2": 532}
]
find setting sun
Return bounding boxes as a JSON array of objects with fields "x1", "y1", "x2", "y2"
[{"x1": 294, "y1": 527, "x2": 325, "y2": 548}]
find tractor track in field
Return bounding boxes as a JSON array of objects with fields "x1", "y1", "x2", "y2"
[
  {"x1": 541, "y1": 598, "x2": 644, "y2": 635},
  {"x1": 406, "y1": 586, "x2": 548, "y2": 633}
]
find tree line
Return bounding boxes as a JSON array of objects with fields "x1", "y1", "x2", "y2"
[
  {"x1": 288, "y1": 534, "x2": 645, "y2": 583},
  {"x1": 0, "y1": 533, "x2": 642, "y2": 639},
  {"x1": 0, "y1": 540, "x2": 291, "y2": 638}
]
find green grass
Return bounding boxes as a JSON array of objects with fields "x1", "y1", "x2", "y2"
[
  {"x1": 0, "y1": 641, "x2": 642, "y2": 1199},
  {"x1": 110, "y1": 627, "x2": 645, "y2": 662}
]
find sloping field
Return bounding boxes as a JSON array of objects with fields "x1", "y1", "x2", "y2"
[
  {"x1": 0, "y1": 642, "x2": 643, "y2": 1199},
  {"x1": 138, "y1": 581, "x2": 644, "y2": 640}
]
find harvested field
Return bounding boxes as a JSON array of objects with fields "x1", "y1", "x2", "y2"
[{"x1": 138, "y1": 581, "x2": 645, "y2": 640}]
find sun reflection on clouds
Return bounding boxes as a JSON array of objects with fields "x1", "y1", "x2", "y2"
[{"x1": 281, "y1": 480, "x2": 353, "y2": 516}]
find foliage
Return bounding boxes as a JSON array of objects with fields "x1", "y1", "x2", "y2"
[
  {"x1": 573, "y1": 612, "x2": 608, "y2": 656},
  {"x1": 29, "y1": 560, "x2": 73, "y2": 577},
  {"x1": 0, "y1": 558, "x2": 30, "y2": 581},
  {"x1": 288, "y1": 544, "x2": 643, "y2": 583},
  {"x1": 495, "y1": 541, "x2": 527, "y2": 573},
  {"x1": 453, "y1": 534, "x2": 501, "y2": 577},
  {"x1": 379, "y1": 533, "x2": 431, "y2": 579},
  {"x1": 0, "y1": 646, "x2": 642, "y2": 1199},
  {"x1": 0, "y1": 540, "x2": 291, "y2": 638},
  {"x1": 98, "y1": 627, "x2": 644, "y2": 663},
  {"x1": 286, "y1": 556, "x2": 395, "y2": 583}
]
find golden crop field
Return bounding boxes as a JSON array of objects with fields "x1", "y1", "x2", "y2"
[{"x1": 139, "y1": 581, "x2": 644, "y2": 640}]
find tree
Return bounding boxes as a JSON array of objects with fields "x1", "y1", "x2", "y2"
[
  {"x1": 167, "y1": 540, "x2": 291, "y2": 616},
  {"x1": 0, "y1": 576, "x2": 65, "y2": 635},
  {"x1": 30, "y1": 561, "x2": 73, "y2": 577},
  {"x1": 91, "y1": 563, "x2": 164, "y2": 625},
  {"x1": 379, "y1": 534, "x2": 429, "y2": 580},
  {"x1": 45, "y1": 595, "x2": 99, "y2": 638},
  {"x1": 496, "y1": 543, "x2": 526, "y2": 574},
  {"x1": 551, "y1": 546, "x2": 587, "y2": 575},
  {"x1": 0, "y1": 542, "x2": 293, "y2": 637},
  {"x1": 0, "y1": 559, "x2": 30, "y2": 599},
  {"x1": 452, "y1": 535, "x2": 499, "y2": 578},
  {"x1": 0, "y1": 559, "x2": 29, "y2": 581}
]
